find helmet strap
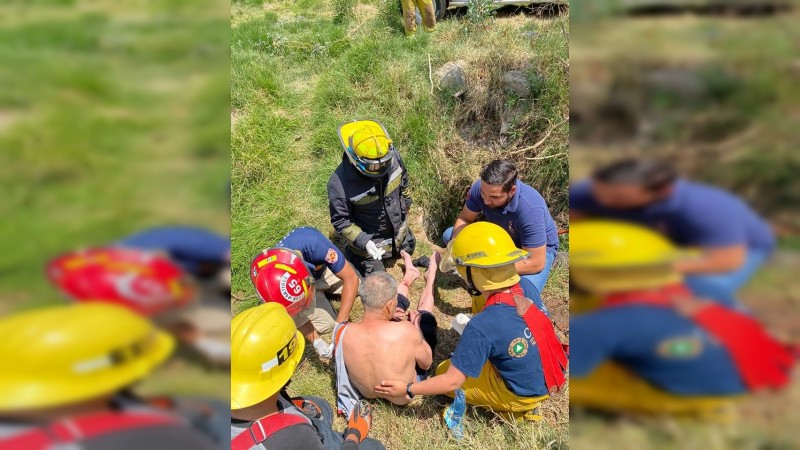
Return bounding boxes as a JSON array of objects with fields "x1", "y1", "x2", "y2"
[{"x1": 465, "y1": 267, "x2": 482, "y2": 297}]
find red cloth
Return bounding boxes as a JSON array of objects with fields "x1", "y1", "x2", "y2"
[
  {"x1": 0, "y1": 412, "x2": 178, "y2": 450},
  {"x1": 484, "y1": 284, "x2": 568, "y2": 392},
  {"x1": 602, "y1": 285, "x2": 794, "y2": 390},
  {"x1": 231, "y1": 413, "x2": 307, "y2": 450}
]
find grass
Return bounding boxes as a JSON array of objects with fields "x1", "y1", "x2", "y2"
[
  {"x1": 0, "y1": 0, "x2": 230, "y2": 399},
  {"x1": 231, "y1": 1, "x2": 569, "y2": 448}
]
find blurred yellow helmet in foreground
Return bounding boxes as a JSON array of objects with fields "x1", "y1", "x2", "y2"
[
  {"x1": 0, "y1": 303, "x2": 174, "y2": 411},
  {"x1": 570, "y1": 220, "x2": 684, "y2": 294},
  {"x1": 570, "y1": 220, "x2": 684, "y2": 268},
  {"x1": 231, "y1": 303, "x2": 304, "y2": 410}
]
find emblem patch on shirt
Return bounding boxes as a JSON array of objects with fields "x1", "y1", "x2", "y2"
[
  {"x1": 508, "y1": 337, "x2": 529, "y2": 358},
  {"x1": 657, "y1": 336, "x2": 703, "y2": 359},
  {"x1": 325, "y1": 248, "x2": 339, "y2": 264}
]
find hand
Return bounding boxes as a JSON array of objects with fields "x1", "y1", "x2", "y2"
[
  {"x1": 365, "y1": 241, "x2": 386, "y2": 261},
  {"x1": 374, "y1": 380, "x2": 408, "y2": 397},
  {"x1": 408, "y1": 310, "x2": 421, "y2": 328},
  {"x1": 313, "y1": 338, "x2": 333, "y2": 359},
  {"x1": 394, "y1": 307, "x2": 408, "y2": 321},
  {"x1": 344, "y1": 400, "x2": 372, "y2": 443}
]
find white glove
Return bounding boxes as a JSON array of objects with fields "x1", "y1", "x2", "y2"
[
  {"x1": 365, "y1": 241, "x2": 386, "y2": 261},
  {"x1": 313, "y1": 338, "x2": 333, "y2": 359}
]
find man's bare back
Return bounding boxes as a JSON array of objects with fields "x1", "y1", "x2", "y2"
[{"x1": 342, "y1": 319, "x2": 425, "y2": 405}]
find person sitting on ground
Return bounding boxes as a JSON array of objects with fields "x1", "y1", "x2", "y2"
[
  {"x1": 333, "y1": 251, "x2": 439, "y2": 417},
  {"x1": 230, "y1": 303, "x2": 384, "y2": 450},
  {"x1": 375, "y1": 222, "x2": 568, "y2": 421}
]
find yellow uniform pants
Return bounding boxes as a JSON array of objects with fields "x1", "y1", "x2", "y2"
[
  {"x1": 436, "y1": 359, "x2": 548, "y2": 421},
  {"x1": 571, "y1": 362, "x2": 741, "y2": 421},
  {"x1": 401, "y1": 0, "x2": 436, "y2": 35}
]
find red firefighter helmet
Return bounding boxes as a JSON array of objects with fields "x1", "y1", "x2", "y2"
[
  {"x1": 46, "y1": 247, "x2": 194, "y2": 317},
  {"x1": 250, "y1": 248, "x2": 314, "y2": 317}
]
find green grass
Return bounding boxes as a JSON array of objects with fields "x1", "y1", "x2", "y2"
[
  {"x1": 231, "y1": 1, "x2": 569, "y2": 448},
  {"x1": 0, "y1": 0, "x2": 230, "y2": 399}
]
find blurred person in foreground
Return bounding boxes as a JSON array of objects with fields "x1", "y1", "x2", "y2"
[
  {"x1": 333, "y1": 252, "x2": 439, "y2": 417},
  {"x1": 444, "y1": 159, "x2": 560, "y2": 298},
  {"x1": 250, "y1": 226, "x2": 361, "y2": 358},
  {"x1": 0, "y1": 303, "x2": 224, "y2": 449},
  {"x1": 47, "y1": 246, "x2": 230, "y2": 367},
  {"x1": 570, "y1": 158, "x2": 775, "y2": 307},
  {"x1": 230, "y1": 302, "x2": 385, "y2": 450},
  {"x1": 569, "y1": 220, "x2": 794, "y2": 419},
  {"x1": 117, "y1": 225, "x2": 231, "y2": 296},
  {"x1": 374, "y1": 222, "x2": 567, "y2": 421}
]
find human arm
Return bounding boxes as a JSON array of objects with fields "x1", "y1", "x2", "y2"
[
  {"x1": 334, "y1": 262, "x2": 360, "y2": 322},
  {"x1": 451, "y1": 206, "x2": 480, "y2": 240},
  {"x1": 674, "y1": 245, "x2": 747, "y2": 274},
  {"x1": 516, "y1": 245, "x2": 547, "y2": 275},
  {"x1": 375, "y1": 364, "x2": 467, "y2": 398},
  {"x1": 328, "y1": 176, "x2": 372, "y2": 250},
  {"x1": 411, "y1": 320, "x2": 433, "y2": 371}
]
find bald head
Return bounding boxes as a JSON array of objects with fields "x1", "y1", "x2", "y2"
[{"x1": 359, "y1": 272, "x2": 398, "y2": 311}]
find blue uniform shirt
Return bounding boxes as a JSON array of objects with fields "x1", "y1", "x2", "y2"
[
  {"x1": 276, "y1": 227, "x2": 346, "y2": 279},
  {"x1": 570, "y1": 179, "x2": 775, "y2": 252},
  {"x1": 465, "y1": 179, "x2": 559, "y2": 251},
  {"x1": 570, "y1": 305, "x2": 746, "y2": 395},
  {"x1": 117, "y1": 226, "x2": 230, "y2": 276},
  {"x1": 451, "y1": 283, "x2": 550, "y2": 397}
]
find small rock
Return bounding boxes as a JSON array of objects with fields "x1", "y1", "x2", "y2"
[
  {"x1": 503, "y1": 71, "x2": 531, "y2": 98},
  {"x1": 436, "y1": 60, "x2": 466, "y2": 91}
]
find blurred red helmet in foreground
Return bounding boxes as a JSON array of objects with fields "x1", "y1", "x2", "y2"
[
  {"x1": 250, "y1": 248, "x2": 314, "y2": 317},
  {"x1": 46, "y1": 247, "x2": 194, "y2": 317}
]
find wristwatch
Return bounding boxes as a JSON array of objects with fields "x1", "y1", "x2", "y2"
[{"x1": 406, "y1": 382, "x2": 415, "y2": 399}]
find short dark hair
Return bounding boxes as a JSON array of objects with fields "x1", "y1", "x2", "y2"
[
  {"x1": 592, "y1": 158, "x2": 677, "y2": 191},
  {"x1": 481, "y1": 159, "x2": 518, "y2": 192}
]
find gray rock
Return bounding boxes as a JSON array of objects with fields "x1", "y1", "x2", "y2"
[
  {"x1": 436, "y1": 61, "x2": 466, "y2": 91},
  {"x1": 503, "y1": 70, "x2": 531, "y2": 98}
]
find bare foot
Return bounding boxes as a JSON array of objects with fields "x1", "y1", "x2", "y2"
[
  {"x1": 425, "y1": 252, "x2": 441, "y2": 281},
  {"x1": 400, "y1": 250, "x2": 421, "y2": 285}
]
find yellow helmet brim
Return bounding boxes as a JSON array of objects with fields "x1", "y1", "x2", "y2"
[{"x1": 230, "y1": 329, "x2": 305, "y2": 410}]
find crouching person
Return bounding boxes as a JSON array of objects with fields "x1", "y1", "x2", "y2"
[
  {"x1": 230, "y1": 303, "x2": 385, "y2": 450},
  {"x1": 374, "y1": 222, "x2": 568, "y2": 421}
]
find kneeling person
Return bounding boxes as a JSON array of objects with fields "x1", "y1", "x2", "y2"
[{"x1": 334, "y1": 252, "x2": 439, "y2": 416}]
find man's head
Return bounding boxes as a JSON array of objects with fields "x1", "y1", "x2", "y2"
[
  {"x1": 590, "y1": 158, "x2": 678, "y2": 209},
  {"x1": 480, "y1": 159, "x2": 519, "y2": 209},
  {"x1": 359, "y1": 272, "x2": 398, "y2": 317}
]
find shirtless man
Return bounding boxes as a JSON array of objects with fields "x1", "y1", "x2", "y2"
[{"x1": 333, "y1": 251, "x2": 439, "y2": 416}]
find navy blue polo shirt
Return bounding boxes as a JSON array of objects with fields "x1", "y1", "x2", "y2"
[
  {"x1": 465, "y1": 179, "x2": 559, "y2": 251},
  {"x1": 117, "y1": 226, "x2": 230, "y2": 276},
  {"x1": 451, "y1": 283, "x2": 550, "y2": 397},
  {"x1": 570, "y1": 305, "x2": 746, "y2": 395},
  {"x1": 276, "y1": 227, "x2": 346, "y2": 279},
  {"x1": 570, "y1": 179, "x2": 775, "y2": 252}
]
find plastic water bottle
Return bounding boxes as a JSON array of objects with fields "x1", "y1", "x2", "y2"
[
  {"x1": 443, "y1": 388, "x2": 466, "y2": 440},
  {"x1": 451, "y1": 314, "x2": 471, "y2": 335}
]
